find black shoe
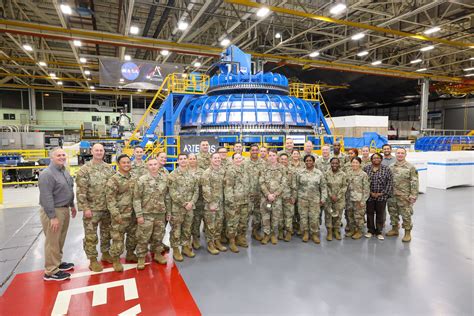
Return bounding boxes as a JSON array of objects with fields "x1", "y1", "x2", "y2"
[
  {"x1": 58, "y1": 262, "x2": 75, "y2": 271},
  {"x1": 43, "y1": 271, "x2": 71, "y2": 281}
]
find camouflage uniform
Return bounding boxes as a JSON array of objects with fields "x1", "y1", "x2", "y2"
[
  {"x1": 106, "y1": 172, "x2": 137, "y2": 258},
  {"x1": 297, "y1": 168, "x2": 327, "y2": 235},
  {"x1": 259, "y1": 164, "x2": 287, "y2": 235},
  {"x1": 319, "y1": 157, "x2": 331, "y2": 173},
  {"x1": 219, "y1": 158, "x2": 231, "y2": 240},
  {"x1": 131, "y1": 160, "x2": 147, "y2": 179},
  {"x1": 133, "y1": 169, "x2": 170, "y2": 258},
  {"x1": 282, "y1": 165, "x2": 298, "y2": 233},
  {"x1": 224, "y1": 164, "x2": 250, "y2": 238},
  {"x1": 197, "y1": 152, "x2": 211, "y2": 170},
  {"x1": 244, "y1": 158, "x2": 264, "y2": 231},
  {"x1": 361, "y1": 157, "x2": 371, "y2": 170},
  {"x1": 346, "y1": 170, "x2": 370, "y2": 232},
  {"x1": 167, "y1": 167, "x2": 199, "y2": 247},
  {"x1": 388, "y1": 161, "x2": 419, "y2": 230},
  {"x1": 189, "y1": 166, "x2": 204, "y2": 242},
  {"x1": 76, "y1": 161, "x2": 115, "y2": 259},
  {"x1": 325, "y1": 169, "x2": 348, "y2": 229},
  {"x1": 277, "y1": 149, "x2": 293, "y2": 157},
  {"x1": 332, "y1": 152, "x2": 348, "y2": 164},
  {"x1": 201, "y1": 167, "x2": 226, "y2": 244}
]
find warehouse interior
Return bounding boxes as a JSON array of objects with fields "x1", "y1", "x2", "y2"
[{"x1": 0, "y1": 0, "x2": 473, "y2": 315}]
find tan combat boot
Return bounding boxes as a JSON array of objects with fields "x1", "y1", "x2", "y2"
[
  {"x1": 386, "y1": 226, "x2": 399, "y2": 237},
  {"x1": 334, "y1": 228, "x2": 342, "y2": 240},
  {"x1": 125, "y1": 252, "x2": 138, "y2": 263},
  {"x1": 271, "y1": 233, "x2": 278, "y2": 245},
  {"x1": 154, "y1": 253, "x2": 167, "y2": 264},
  {"x1": 312, "y1": 234, "x2": 321, "y2": 244},
  {"x1": 284, "y1": 231, "x2": 292, "y2": 242},
  {"x1": 402, "y1": 229, "x2": 412, "y2": 242},
  {"x1": 182, "y1": 245, "x2": 196, "y2": 258},
  {"x1": 229, "y1": 237, "x2": 239, "y2": 253},
  {"x1": 278, "y1": 229, "x2": 284, "y2": 240},
  {"x1": 252, "y1": 229, "x2": 263, "y2": 241},
  {"x1": 137, "y1": 257, "x2": 146, "y2": 270},
  {"x1": 192, "y1": 237, "x2": 201, "y2": 250},
  {"x1": 352, "y1": 230, "x2": 363, "y2": 240},
  {"x1": 173, "y1": 247, "x2": 184, "y2": 262},
  {"x1": 302, "y1": 231, "x2": 309, "y2": 242},
  {"x1": 215, "y1": 240, "x2": 227, "y2": 252},
  {"x1": 261, "y1": 234, "x2": 270, "y2": 245},
  {"x1": 220, "y1": 235, "x2": 228, "y2": 244},
  {"x1": 207, "y1": 242, "x2": 220, "y2": 255},
  {"x1": 112, "y1": 257, "x2": 123, "y2": 272},
  {"x1": 326, "y1": 228, "x2": 333, "y2": 241},
  {"x1": 236, "y1": 235, "x2": 248, "y2": 248},
  {"x1": 101, "y1": 251, "x2": 113, "y2": 264},
  {"x1": 345, "y1": 229, "x2": 355, "y2": 238},
  {"x1": 89, "y1": 258, "x2": 103, "y2": 272}
]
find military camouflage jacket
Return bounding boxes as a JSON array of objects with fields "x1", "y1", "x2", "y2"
[
  {"x1": 224, "y1": 164, "x2": 250, "y2": 205},
  {"x1": 259, "y1": 163, "x2": 287, "y2": 198},
  {"x1": 106, "y1": 172, "x2": 135, "y2": 219},
  {"x1": 167, "y1": 167, "x2": 199, "y2": 207},
  {"x1": 390, "y1": 160, "x2": 419, "y2": 199},
  {"x1": 347, "y1": 169, "x2": 370, "y2": 202},
  {"x1": 76, "y1": 160, "x2": 115, "y2": 211},
  {"x1": 278, "y1": 149, "x2": 293, "y2": 157},
  {"x1": 188, "y1": 166, "x2": 204, "y2": 202},
  {"x1": 201, "y1": 166, "x2": 225, "y2": 208},
  {"x1": 133, "y1": 169, "x2": 170, "y2": 218},
  {"x1": 197, "y1": 152, "x2": 211, "y2": 170},
  {"x1": 297, "y1": 167, "x2": 327, "y2": 204},
  {"x1": 282, "y1": 165, "x2": 298, "y2": 200},
  {"x1": 244, "y1": 158, "x2": 264, "y2": 195},
  {"x1": 361, "y1": 157, "x2": 371, "y2": 170},
  {"x1": 325, "y1": 169, "x2": 348, "y2": 200},
  {"x1": 319, "y1": 157, "x2": 331, "y2": 173},
  {"x1": 131, "y1": 160, "x2": 148, "y2": 179}
]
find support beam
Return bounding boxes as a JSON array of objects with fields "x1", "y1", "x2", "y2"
[
  {"x1": 420, "y1": 78, "x2": 430, "y2": 131},
  {"x1": 28, "y1": 88, "x2": 36, "y2": 124}
]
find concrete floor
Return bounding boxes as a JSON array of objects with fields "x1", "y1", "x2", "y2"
[{"x1": 0, "y1": 187, "x2": 473, "y2": 315}]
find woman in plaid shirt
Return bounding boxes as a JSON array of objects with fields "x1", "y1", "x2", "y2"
[{"x1": 363, "y1": 153, "x2": 393, "y2": 240}]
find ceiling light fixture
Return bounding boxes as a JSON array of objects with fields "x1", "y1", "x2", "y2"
[
  {"x1": 160, "y1": 50, "x2": 169, "y2": 56},
  {"x1": 57, "y1": 81, "x2": 63, "y2": 85},
  {"x1": 137, "y1": 89, "x2": 143, "y2": 92},
  {"x1": 351, "y1": 33, "x2": 365, "y2": 40},
  {"x1": 49, "y1": 73, "x2": 56, "y2": 78},
  {"x1": 256, "y1": 7, "x2": 270, "y2": 17},
  {"x1": 465, "y1": 73, "x2": 474, "y2": 77},
  {"x1": 357, "y1": 50, "x2": 369, "y2": 57},
  {"x1": 420, "y1": 45, "x2": 434, "y2": 52},
  {"x1": 90, "y1": 86, "x2": 95, "y2": 90},
  {"x1": 410, "y1": 59, "x2": 422, "y2": 64},
  {"x1": 38, "y1": 61, "x2": 47, "y2": 67},
  {"x1": 220, "y1": 38, "x2": 230, "y2": 46},
  {"x1": 124, "y1": 55, "x2": 131, "y2": 61},
  {"x1": 463, "y1": 67, "x2": 474, "y2": 71},
  {"x1": 371, "y1": 60, "x2": 382, "y2": 65},
  {"x1": 129, "y1": 25, "x2": 139, "y2": 35},
  {"x1": 84, "y1": 70, "x2": 91, "y2": 75},
  {"x1": 87, "y1": 78, "x2": 91, "y2": 81},
  {"x1": 329, "y1": 3, "x2": 346, "y2": 15},
  {"x1": 309, "y1": 51, "x2": 320, "y2": 57},
  {"x1": 194, "y1": 62, "x2": 202, "y2": 67},
  {"x1": 73, "y1": 40, "x2": 82, "y2": 47},
  {"x1": 275, "y1": 33, "x2": 281, "y2": 39},
  {"x1": 60, "y1": 4, "x2": 72, "y2": 15},
  {"x1": 79, "y1": 57, "x2": 87, "y2": 63},
  {"x1": 423, "y1": 26, "x2": 441, "y2": 35},
  {"x1": 23, "y1": 44, "x2": 33, "y2": 51},
  {"x1": 119, "y1": 78, "x2": 124, "y2": 82},
  {"x1": 416, "y1": 68, "x2": 427, "y2": 72},
  {"x1": 177, "y1": 21, "x2": 189, "y2": 31},
  {"x1": 470, "y1": 57, "x2": 474, "y2": 60}
]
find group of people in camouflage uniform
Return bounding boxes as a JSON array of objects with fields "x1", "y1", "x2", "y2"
[{"x1": 75, "y1": 138, "x2": 418, "y2": 272}]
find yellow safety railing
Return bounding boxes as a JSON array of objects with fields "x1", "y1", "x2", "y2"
[
  {"x1": 144, "y1": 136, "x2": 181, "y2": 161},
  {"x1": 0, "y1": 165, "x2": 48, "y2": 205},
  {"x1": 0, "y1": 149, "x2": 48, "y2": 160}
]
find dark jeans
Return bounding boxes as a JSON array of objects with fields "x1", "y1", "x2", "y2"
[{"x1": 366, "y1": 200, "x2": 386, "y2": 235}]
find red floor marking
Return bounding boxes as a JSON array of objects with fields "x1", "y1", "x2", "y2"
[{"x1": 0, "y1": 255, "x2": 201, "y2": 316}]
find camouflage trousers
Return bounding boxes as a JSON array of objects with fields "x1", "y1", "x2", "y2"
[
  {"x1": 387, "y1": 197, "x2": 413, "y2": 230},
  {"x1": 282, "y1": 199, "x2": 295, "y2": 233},
  {"x1": 135, "y1": 213, "x2": 166, "y2": 258},
  {"x1": 298, "y1": 198, "x2": 321, "y2": 234},
  {"x1": 261, "y1": 197, "x2": 283, "y2": 236},
  {"x1": 82, "y1": 210, "x2": 111, "y2": 259},
  {"x1": 203, "y1": 203, "x2": 224, "y2": 244},
  {"x1": 346, "y1": 200, "x2": 366, "y2": 231},
  {"x1": 293, "y1": 204, "x2": 300, "y2": 233},
  {"x1": 191, "y1": 198, "x2": 204, "y2": 240},
  {"x1": 110, "y1": 214, "x2": 137, "y2": 258},
  {"x1": 225, "y1": 203, "x2": 250, "y2": 238},
  {"x1": 325, "y1": 200, "x2": 345, "y2": 229},
  {"x1": 170, "y1": 203, "x2": 193, "y2": 247},
  {"x1": 344, "y1": 192, "x2": 351, "y2": 232},
  {"x1": 249, "y1": 193, "x2": 261, "y2": 231}
]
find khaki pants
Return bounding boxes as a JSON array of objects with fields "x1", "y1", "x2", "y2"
[{"x1": 40, "y1": 207, "x2": 70, "y2": 276}]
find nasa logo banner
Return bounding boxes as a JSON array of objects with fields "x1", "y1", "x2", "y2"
[
  {"x1": 99, "y1": 58, "x2": 183, "y2": 90},
  {"x1": 180, "y1": 136, "x2": 219, "y2": 154}
]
